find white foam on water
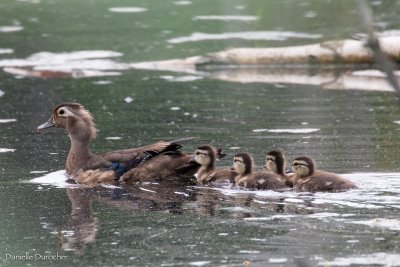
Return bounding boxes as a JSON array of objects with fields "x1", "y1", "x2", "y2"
[
  {"x1": 0, "y1": 119, "x2": 16, "y2": 123},
  {"x1": 0, "y1": 90, "x2": 4, "y2": 97},
  {"x1": 30, "y1": 171, "x2": 48, "y2": 174},
  {"x1": 189, "y1": 261, "x2": 210, "y2": 267},
  {"x1": 108, "y1": 7, "x2": 147, "y2": 13},
  {"x1": 321, "y1": 252, "x2": 400, "y2": 266},
  {"x1": 193, "y1": 15, "x2": 258, "y2": 21},
  {"x1": 0, "y1": 26, "x2": 24, "y2": 32},
  {"x1": 167, "y1": 31, "x2": 322, "y2": 44}
]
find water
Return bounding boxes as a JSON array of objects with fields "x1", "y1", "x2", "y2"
[{"x1": 1, "y1": 0, "x2": 400, "y2": 266}]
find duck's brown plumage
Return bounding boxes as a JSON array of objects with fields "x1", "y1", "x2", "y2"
[
  {"x1": 233, "y1": 152, "x2": 287, "y2": 190},
  {"x1": 291, "y1": 156, "x2": 357, "y2": 192},
  {"x1": 193, "y1": 145, "x2": 237, "y2": 185},
  {"x1": 37, "y1": 102, "x2": 195, "y2": 185}
]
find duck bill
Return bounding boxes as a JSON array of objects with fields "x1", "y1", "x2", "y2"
[{"x1": 37, "y1": 117, "x2": 55, "y2": 131}]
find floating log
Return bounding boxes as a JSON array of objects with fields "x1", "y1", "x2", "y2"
[{"x1": 131, "y1": 36, "x2": 400, "y2": 71}]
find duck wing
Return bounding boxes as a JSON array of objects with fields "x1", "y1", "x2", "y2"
[{"x1": 82, "y1": 137, "x2": 196, "y2": 177}]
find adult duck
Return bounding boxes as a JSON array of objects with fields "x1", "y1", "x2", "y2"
[{"x1": 37, "y1": 102, "x2": 195, "y2": 185}]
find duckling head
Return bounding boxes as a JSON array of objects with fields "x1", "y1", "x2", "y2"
[
  {"x1": 292, "y1": 156, "x2": 315, "y2": 178},
  {"x1": 265, "y1": 150, "x2": 285, "y2": 175},
  {"x1": 232, "y1": 153, "x2": 253, "y2": 175},
  {"x1": 37, "y1": 102, "x2": 97, "y2": 140},
  {"x1": 194, "y1": 145, "x2": 217, "y2": 168}
]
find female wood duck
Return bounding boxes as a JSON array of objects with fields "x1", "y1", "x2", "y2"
[
  {"x1": 233, "y1": 152, "x2": 287, "y2": 190},
  {"x1": 291, "y1": 156, "x2": 357, "y2": 192},
  {"x1": 264, "y1": 150, "x2": 295, "y2": 187},
  {"x1": 193, "y1": 145, "x2": 237, "y2": 185},
  {"x1": 37, "y1": 102, "x2": 196, "y2": 185}
]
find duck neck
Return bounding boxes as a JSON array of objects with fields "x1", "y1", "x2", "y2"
[{"x1": 66, "y1": 134, "x2": 93, "y2": 176}]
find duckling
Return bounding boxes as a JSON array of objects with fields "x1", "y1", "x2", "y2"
[
  {"x1": 264, "y1": 150, "x2": 295, "y2": 187},
  {"x1": 233, "y1": 153, "x2": 287, "y2": 190},
  {"x1": 193, "y1": 145, "x2": 237, "y2": 185},
  {"x1": 291, "y1": 156, "x2": 357, "y2": 192},
  {"x1": 37, "y1": 102, "x2": 195, "y2": 185}
]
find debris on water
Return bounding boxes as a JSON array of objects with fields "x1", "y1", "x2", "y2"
[
  {"x1": 192, "y1": 15, "x2": 258, "y2": 21},
  {"x1": 0, "y1": 119, "x2": 16, "y2": 123},
  {"x1": 0, "y1": 148, "x2": 16, "y2": 153},
  {"x1": 189, "y1": 261, "x2": 210, "y2": 267},
  {"x1": 269, "y1": 258, "x2": 288, "y2": 263},
  {"x1": 108, "y1": 7, "x2": 147, "y2": 13},
  {"x1": 105, "y1": 136, "x2": 122, "y2": 140},
  {"x1": 124, "y1": 96, "x2": 134, "y2": 103},
  {"x1": 93, "y1": 80, "x2": 113, "y2": 85},
  {"x1": 174, "y1": 1, "x2": 192, "y2": 5},
  {"x1": 0, "y1": 48, "x2": 13, "y2": 54},
  {"x1": 0, "y1": 26, "x2": 23, "y2": 32},
  {"x1": 160, "y1": 75, "x2": 202, "y2": 82},
  {"x1": 268, "y1": 128, "x2": 320, "y2": 133}
]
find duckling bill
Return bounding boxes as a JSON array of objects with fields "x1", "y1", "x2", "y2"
[{"x1": 37, "y1": 102, "x2": 195, "y2": 185}]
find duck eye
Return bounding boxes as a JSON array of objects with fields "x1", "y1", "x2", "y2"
[{"x1": 58, "y1": 109, "x2": 65, "y2": 115}]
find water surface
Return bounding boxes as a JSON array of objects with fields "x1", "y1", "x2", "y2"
[{"x1": 1, "y1": 0, "x2": 400, "y2": 266}]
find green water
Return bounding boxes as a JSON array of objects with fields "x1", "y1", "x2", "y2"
[{"x1": 1, "y1": 0, "x2": 400, "y2": 266}]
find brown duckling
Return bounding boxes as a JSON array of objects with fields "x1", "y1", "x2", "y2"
[
  {"x1": 193, "y1": 145, "x2": 237, "y2": 185},
  {"x1": 264, "y1": 150, "x2": 295, "y2": 187},
  {"x1": 291, "y1": 156, "x2": 357, "y2": 192},
  {"x1": 233, "y1": 153, "x2": 287, "y2": 190},
  {"x1": 37, "y1": 102, "x2": 195, "y2": 185}
]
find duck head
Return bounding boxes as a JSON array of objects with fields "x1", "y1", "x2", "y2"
[
  {"x1": 292, "y1": 156, "x2": 315, "y2": 178},
  {"x1": 193, "y1": 145, "x2": 217, "y2": 169},
  {"x1": 265, "y1": 150, "x2": 285, "y2": 175},
  {"x1": 232, "y1": 152, "x2": 253, "y2": 175},
  {"x1": 37, "y1": 102, "x2": 97, "y2": 141}
]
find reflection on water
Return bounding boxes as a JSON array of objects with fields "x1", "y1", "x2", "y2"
[{"x1": 27, "y1": 170, "x2": 400, "y2": 265}]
